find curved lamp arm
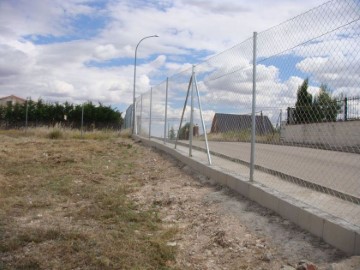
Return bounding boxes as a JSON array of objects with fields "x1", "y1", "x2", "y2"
[{"x1": 132, "y1": 35, "x2": 159, "y2": 134}]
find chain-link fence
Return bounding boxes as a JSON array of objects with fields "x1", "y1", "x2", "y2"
[{"x1": 128, "y1": 0, "x2": 360, "y2": 227}]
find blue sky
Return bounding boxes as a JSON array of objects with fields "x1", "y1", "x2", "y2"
[{"x1": 1, "y1": 0, "x2": 357, "y2": 116}]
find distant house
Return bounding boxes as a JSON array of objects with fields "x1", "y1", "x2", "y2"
[
  {"x1": 0, "y1": 95, "x2": 26, "y2": 107},
  {"x1": 210, "y1": 113, "x2": 274, "y2": 135}
]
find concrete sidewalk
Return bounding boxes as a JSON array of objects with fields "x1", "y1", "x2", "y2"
[{"x1": 139, "y1": 136, "x2": 360, "y2": 255}]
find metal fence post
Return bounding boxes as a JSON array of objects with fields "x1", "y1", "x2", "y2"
[
  {"x1": 250, "y1": 32, "x2": 257, "y2": 182},
  {"x1": 194, "y1": 74, "x2": 212, "y2": 165},
  {"x1": 149, "y1": 87, "x2": 152, "y2": 140},
  {"x1": 134, "y1": 98, "x2": 138, "y2": 135},
  {"x1": 140, "y1": 94, "x2": 143, "y2": 136},
  {"x1": 175, "y1": 76, "x2": 192, "y2": 149},
  {"x1": 344, "y1": 97, "x2": 348, "y2": 121},
  {"x1": 164, "y1": 78, "x2": 169, "y2": 144},
  {"x1": 189, "y1": 66, "x2": 195, "y2": 157}
]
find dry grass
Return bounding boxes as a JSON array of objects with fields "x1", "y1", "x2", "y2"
[
  {"x1": 0, "y1": 127, "x2": 132, "y2": 141},
  {"x1": 0, "y1": 129, "x2": 177, "y2": 269}
]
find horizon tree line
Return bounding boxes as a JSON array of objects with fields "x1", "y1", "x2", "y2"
[{"x1": 0, "y1": 99, "x2": 123, "y2": 129}]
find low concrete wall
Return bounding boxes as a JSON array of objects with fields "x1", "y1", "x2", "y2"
[
  {"x1": 135, "y1": 135, "x2": 360, "y2": 255},
  {"x1": 281, "y1": 121, "x2": 360, "y2": 147}
]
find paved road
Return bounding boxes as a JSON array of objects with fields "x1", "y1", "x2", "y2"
[{"x1": 190, "y1": 141, "x2": 360, "y2": 199}]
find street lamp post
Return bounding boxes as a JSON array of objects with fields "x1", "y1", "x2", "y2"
[{"x1": 132, "y1": 35, "x2": 158, "y2": 135}]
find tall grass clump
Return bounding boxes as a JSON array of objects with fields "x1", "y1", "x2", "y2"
[
  {"x1": 71, "y1": 129, "x2": 120, "y2": 140},
  {"x1": 47, "y1": 129, "x2": 63, "y2": 139},
  {"x1": 119, "y1": 128, "x2": 132, "y2": 138}
]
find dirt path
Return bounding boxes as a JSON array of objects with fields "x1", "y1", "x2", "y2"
[{"x1": 132, "y1": 144, "x2": 360, "y2": 270}]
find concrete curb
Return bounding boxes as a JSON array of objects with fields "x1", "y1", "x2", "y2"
[{"x1": 135, "y1": 135, "x2": 360, "y2": 255}]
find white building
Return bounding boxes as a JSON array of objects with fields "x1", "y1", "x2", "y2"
[{"x1": 0, "y1": 95, "x2": 26, "y2": 107}]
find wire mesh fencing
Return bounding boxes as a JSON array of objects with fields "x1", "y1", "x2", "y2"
[{"x1": 129, "y1": 0, "x2": 360, "y2": 227}]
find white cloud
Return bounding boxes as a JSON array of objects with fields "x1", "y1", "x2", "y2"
[
  {"x1": 0, "y1": 0, "x2": 353, "y2": 116},
  {"x1": 93, "y1": 44, "x2": 119, "y2": 60},
  {"x1": 45, "y1": 80, "x2": 75, "y2": 97},
  {"x1": 0, "y1": 0, "x2": 98, "y2": 38},
  {"x1": 294, "y1": 33, "x2": 360, "y2": 96},
  {"x1": 0, "y1": 45, "x2": 31, "y2": 77},
  {"x1": 196, "y1": 60, "x2": 309, "y2": 120}
]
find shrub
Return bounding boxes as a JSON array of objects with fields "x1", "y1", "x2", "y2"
[{"x1": 47, "y1": 129, "x2": 63, "y2": 139}]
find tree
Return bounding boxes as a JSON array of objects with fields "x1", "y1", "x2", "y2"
[
  {"x1": 0, "y1": 99, "x2": 123, "y2": 129},
  {"x1": 0, "y1": 105, "x2": 4, "y2": 120},
  {"x1": 169, "y1": 126, "x2": 176, "y2": 140},
  {"x1": 63, "y1": 101, "x2": 74, "y2": 120},
  {"x1": 313, "y1": 84, "x2": 341, "y2": 122},
  {"x1": 26, "y1": 99, "x2": 36, "y2": 122},
  {"x1": 34, "y1": 99, "x2": 48, "y2": 122},
  {"x1": 294, "y1": 78, "x2": 313, "y2": 124},
  {"x1": 51, "y1": 102, "x2": 65, "y2": 122},
  {"x1": 178, "y1": 122, "x2": 190, "y2": 140},
  {"x1": 4, "y1": 102, "x2": 15, "y2": 123},
  {"x1": 293, "y1": 79, "x2": 341, "y2": 124}
]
